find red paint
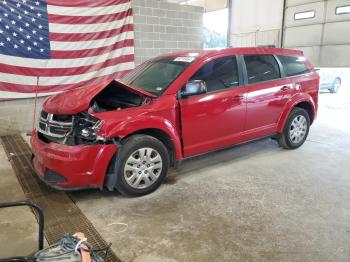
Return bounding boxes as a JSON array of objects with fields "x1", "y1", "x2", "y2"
[
  {"x1": 31, "y1": 131, "x2": 116, "y2": 188},
  {"x1": 43, "y1": 79, "x2": 155, "y2": 115},
  {"x1": 96, "y1": 95, "x2": 183, "y2": 159},
  {"x1": 31, "y1": 47, "x2": 319, "y2": 190},
  {"x1": 179, "y1": 86, "x2": 246, "y2": 156}
]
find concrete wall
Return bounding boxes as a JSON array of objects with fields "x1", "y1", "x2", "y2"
[
  {"x1": 0, "y1": 0, "x2": 204, "y2": 136},
  {"x1": 132, "y1": 0, "x2": 203, "y2": 65},
  {"x1": 0, "y1": 98, "x2": 44, "y2": 136},
  {"x1": 168, "y1": 0, "x2": 227, "y2": 12},
  {"x1": 230, "y1": 0, "x2": 284, "y2": 47},
  {"x1": 284, "y1": 0, "x2": 350, "y2": 67},
  {"x1": 228, "y1": 0, "x2": 350, "y2": 67}
]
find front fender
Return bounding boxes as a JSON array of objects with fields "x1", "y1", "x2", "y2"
[
  {"x1": 104, "y1": 115, "x2": 183, "y2": 160},
  {"x1": 277, "y1": 93, "x2": 316, "y2": 133}
]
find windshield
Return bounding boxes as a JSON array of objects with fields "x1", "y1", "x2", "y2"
[{"x1": 122, "y1": 57, "x2": 195, "y2": 96}]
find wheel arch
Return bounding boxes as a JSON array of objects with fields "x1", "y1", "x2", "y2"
[
  {"x1": 294, "y1": 101, "x2": 314, "y2": 123},
  {"x1": 104, "y1": 127, "x2": 180, "y2": 191},
  {"x1": 277, "y1": 97, "x2": 316, "y2": 133},
  {"x1": 102, "y1": 115, "x2": 183, "y2": 190},
  {"x1": 121, "y1": 128, "x2": 177, "y2": 167},
  {"x1": 103, "y1": 115, "x2": 183, "y2": 159}
]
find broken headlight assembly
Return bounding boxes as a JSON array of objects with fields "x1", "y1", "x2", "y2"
[
  {"x1": 37, "y1": 110, "x2": 106, "y2": 145},
  {"x1": 73, "y1": 112, "x2": 105, "y2": 144}
]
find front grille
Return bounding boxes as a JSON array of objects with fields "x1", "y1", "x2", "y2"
[
  {"x1": 41, "y1": 110, "x2": 48, "y2": 119},
  {"x1": 52, "y1": 114, "x2": 73, "y2": 123},
  {"x1": 49, "y1": 125, "x2": 70, "y2": 136},
  {"x1": 39, "y1": 122, "x2": 46, "y2": 131},
  {"x1": 38, "y1": 111, "x2": 73, "y2": 139}
]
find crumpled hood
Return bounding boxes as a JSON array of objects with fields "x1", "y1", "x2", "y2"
[
  {"x1": 43, "y1": 80, "x2": 156, "y2": 115},
  {"x1": 94, "y1": 107, "x2": 149, "y2": 137},
  {"x1": 43, "y1": 83, "x2": 106, "y2": 115}
]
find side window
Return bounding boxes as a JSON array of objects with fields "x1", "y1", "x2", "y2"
[
  {"x1": 190, "y1": 56, "x2": 239, "y2": 92},
  {"x1": 244, "y1": 55, "x2": 281, "y2": 84},
  {"x1": 277, "y1": 55, "x2": 310, "y2": 77}
]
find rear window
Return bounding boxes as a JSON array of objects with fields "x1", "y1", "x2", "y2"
[
  {"x1": 277, "y1": 55, "x2": 310, "y2": 77},
  {"x1": 244, "y1": 55, "x2": 281, "y2": 84}
]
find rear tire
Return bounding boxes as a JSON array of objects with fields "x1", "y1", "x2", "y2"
[
  {"x1": 278, "y1": 107, "x2": 310, "y2": 149},
  {"x1": 115, "y1": 135, "x2": 169, "y2": 197}
]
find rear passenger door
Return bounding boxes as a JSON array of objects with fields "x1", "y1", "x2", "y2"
[{"x1": 243, "y1": 54, "x2": 291, "y2": 135}]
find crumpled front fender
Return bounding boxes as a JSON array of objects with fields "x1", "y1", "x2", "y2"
[{"x1": 99, "y1": 114, "x2": 183, "y2": 160}]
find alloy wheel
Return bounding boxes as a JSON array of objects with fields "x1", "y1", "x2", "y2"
[
  {"x1": 289, "y1": 115, "x2": 307, "y2": 144},
  {"x1": 123, "y1": 147, "x2": 163, "y2": 189}
]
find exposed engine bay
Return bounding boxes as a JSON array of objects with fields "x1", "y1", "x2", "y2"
[
  {"x1": 38, "y1": 82, "x2": 148, "y2": 145},
  {"x1": 90, "y1": 82, "x2": 144, "y2": 113}
]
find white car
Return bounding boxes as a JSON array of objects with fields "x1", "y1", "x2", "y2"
[{"x1": 317, "y1": 68, "x2": 342, "y2": 93}]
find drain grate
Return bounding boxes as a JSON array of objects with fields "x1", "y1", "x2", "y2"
[{"x1": 1, "y1": 135, "x2": 121, "y2": 262}]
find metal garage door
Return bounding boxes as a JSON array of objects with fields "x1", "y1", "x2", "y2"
[{"x1": 283, "y1": 0, "x2": 350, "y2": 67}]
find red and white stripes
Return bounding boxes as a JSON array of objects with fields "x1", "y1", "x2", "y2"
[{"x1": 0, "y1": 0, "x2": 135, "y2": 99}]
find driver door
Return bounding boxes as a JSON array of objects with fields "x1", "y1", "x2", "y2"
[{"x1": 179, "y1": 55, "x2": 247, "y2": 157}]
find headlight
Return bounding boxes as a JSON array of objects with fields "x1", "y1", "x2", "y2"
[
  {"x1": 81, "y1": 128, "x2": 93, "y2": 138},
  {"x1": 79, "y1": 121, "x2": 102, "y2": 141},
  {"x1": 74, "y1": 113, "x2": 104, "y2": 142}
]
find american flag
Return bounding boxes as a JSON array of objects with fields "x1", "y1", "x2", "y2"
[{"x1": 0, "y1": 0, "x2": 135, "y2": 99}]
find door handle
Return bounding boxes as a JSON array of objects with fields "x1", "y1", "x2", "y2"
[
  {"x1": 281, "y1": 86, "x2": 291, "y2": 91},
  {"x1": 295, "y1": 83, "x2": 301, "y2": 90},
  {"x1": 233, "y1": 94, "x2": 244, "y2": 99}
]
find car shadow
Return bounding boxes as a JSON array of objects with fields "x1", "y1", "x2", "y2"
[
  {"x1": 168, "y1": 137, "x2": 279, "y2": 178},
  {"x1": 69, "y1": 137, "x2": 280, "y2": 200}
]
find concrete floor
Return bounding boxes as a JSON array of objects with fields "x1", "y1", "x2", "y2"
[
  {"x1": 1, "y1": 75, "x2": 350, "y2": 261},
  {"x1": 0, "y1": 143, "x2": 38, "y2": 257}
]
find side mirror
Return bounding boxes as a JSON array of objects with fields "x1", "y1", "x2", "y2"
[{"x1": 181, "y1": 80, "x2": 207, "y2": 98}]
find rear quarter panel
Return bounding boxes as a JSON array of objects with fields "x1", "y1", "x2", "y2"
[{"x1": 277, "y1": 70, "x2": 319, "y2": 132}]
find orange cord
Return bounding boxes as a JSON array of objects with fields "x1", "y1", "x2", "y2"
[{"x1": 73, "y1": 232, "x2": 92, "y2": 262}]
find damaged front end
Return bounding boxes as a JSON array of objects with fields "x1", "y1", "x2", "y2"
[
  {"x1": 37, "y1": 80, "x2": 152, "y2": 145},
  {"x1": 32, "y1": 80, "x2": 156, "y2": 190},
  {"x1": 38, "y1": 110, "x2": 104, "y2": 145}
]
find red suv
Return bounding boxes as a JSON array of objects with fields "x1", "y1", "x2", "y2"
[{"x1": 31, "y1": 48, "x2": 319, "y2": 196}]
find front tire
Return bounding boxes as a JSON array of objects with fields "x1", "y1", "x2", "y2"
[
  {"x1": 278, "y1": 107, "x2": 310, "y2": 149},
  {"x1": 115, "y1": 135, "x2": 169, "y2": 197}
]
